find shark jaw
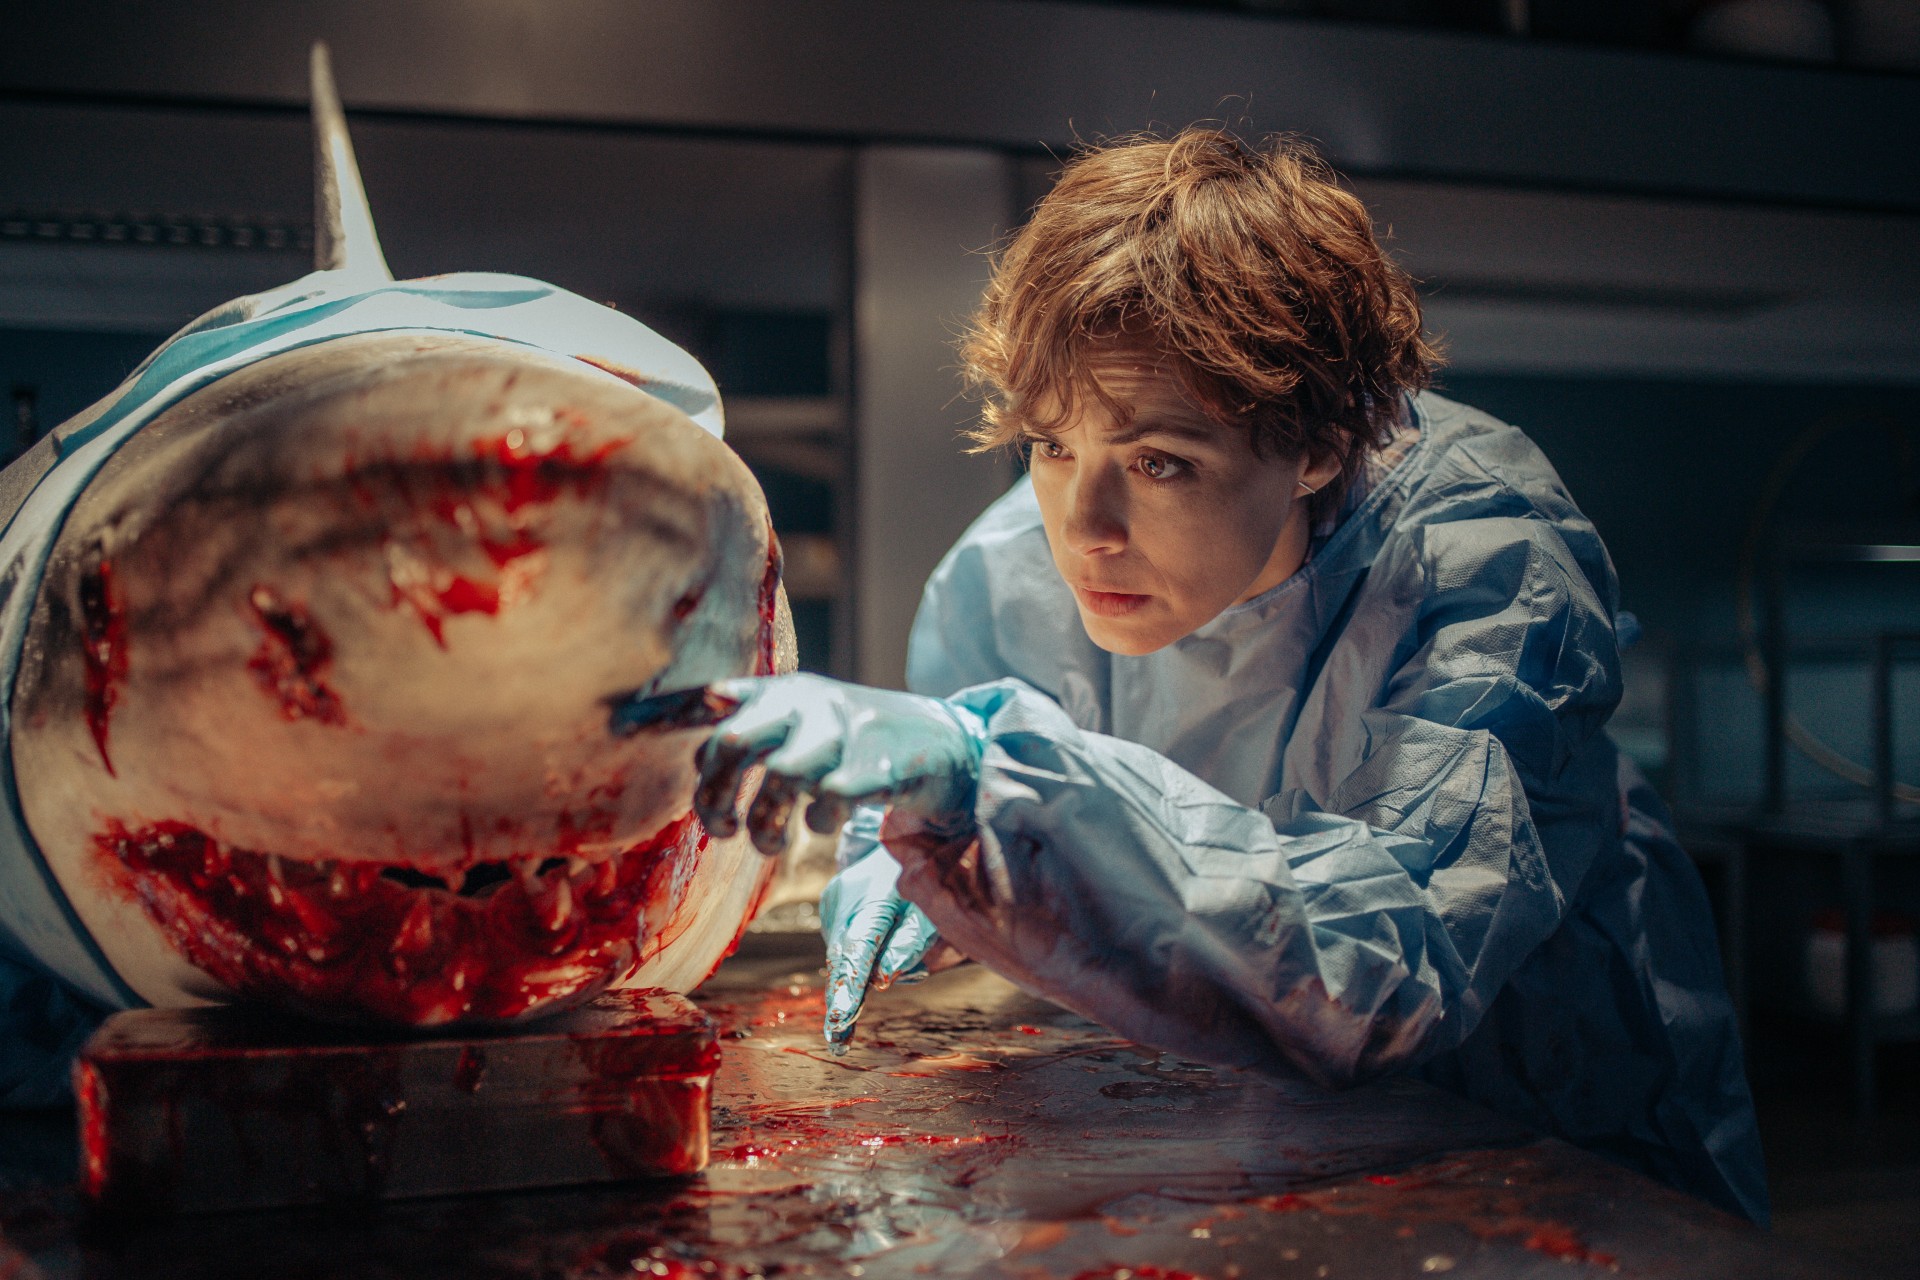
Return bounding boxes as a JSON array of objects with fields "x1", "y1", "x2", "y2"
[{"x1": 94, "y1": 812, "x2": 709, "y2": 1026}]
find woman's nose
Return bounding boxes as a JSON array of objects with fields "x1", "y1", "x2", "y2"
[{"x1": 1062, "y1": 466, "x2": 1127, "y2": 556}]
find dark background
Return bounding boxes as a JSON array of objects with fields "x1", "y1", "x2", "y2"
[{"x1": 2, "y1": 2, "x2": 1917, "y2": 1271}]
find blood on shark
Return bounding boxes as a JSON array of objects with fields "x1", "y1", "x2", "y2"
[{"x1": 0, "y1": 46, "x2": 793, "y2": 1027}]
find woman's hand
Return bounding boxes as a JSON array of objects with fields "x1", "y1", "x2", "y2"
[
  {"x1": 692, "y1": 674, "x2": 987, "y2": 856},
  {"x1": 818, "y1": 844, "x2": 965, "y2": 1047}
]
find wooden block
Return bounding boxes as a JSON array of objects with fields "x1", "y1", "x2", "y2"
[{"x1": 75, "y1": 989, "x2": 716, "y2": 1214}]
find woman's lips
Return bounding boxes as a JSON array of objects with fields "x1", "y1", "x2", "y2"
[{"x1": 1074, "y1": 586, "x2": 1151, "y2": 618}]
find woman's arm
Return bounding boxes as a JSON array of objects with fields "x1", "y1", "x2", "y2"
[{"x1": 890, "y1": 513, "x2": 1623, "y2": 1086}]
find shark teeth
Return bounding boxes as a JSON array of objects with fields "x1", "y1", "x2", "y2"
[
  {"x1": 517, "y1": 856, "x2": 546, "y2": 897},
  {"x1": 537, "y1": 874, "x2": 574, "y2": 933},
  {"x1": 252, "y1": 849, "x2": 621, "y2": 928},
  {"x1": 395, "y1": 896, "x2": 436, "y2": 953}
]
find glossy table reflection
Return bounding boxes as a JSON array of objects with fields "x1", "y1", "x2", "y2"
[{"x1": 0, "y1": 932, "x2": 1838, "y2": 1278}]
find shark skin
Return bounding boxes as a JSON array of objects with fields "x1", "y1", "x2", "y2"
[{"x1": 0, "y1": 47, "x2": 794, "y2": 1029}]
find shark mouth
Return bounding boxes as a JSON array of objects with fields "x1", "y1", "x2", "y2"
[{"x1": 93, "y1": 813, "x2": 708, "y2": 1025}]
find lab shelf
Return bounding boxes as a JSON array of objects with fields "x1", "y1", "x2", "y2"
[
  {"x1": 1772, "y1": 1001, "x2": 1920, "y2": 1045},
  {"x1": 1678, "y1": 802, "x2": 1920, "y2": 1118}
]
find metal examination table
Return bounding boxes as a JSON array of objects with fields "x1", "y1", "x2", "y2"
[{"x1": 0, "y1": 933, "x2": 1839, "y2": 1279}]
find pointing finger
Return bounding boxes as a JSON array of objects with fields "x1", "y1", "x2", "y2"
[{"x1": 745, "y1": 772, "x2": 802, "y2": 856}]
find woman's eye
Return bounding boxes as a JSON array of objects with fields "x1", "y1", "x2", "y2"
[
  {"x1": 1033, "y1": 439, "x2": 1067, "y2": 461},
  {"x1": 1137, "y1": 454, "x2": 1186, "y2": 481}
]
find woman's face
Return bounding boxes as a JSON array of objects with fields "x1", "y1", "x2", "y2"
[{"x1": 1023, "y1": 348, "x2": 1340, "y2": 656}]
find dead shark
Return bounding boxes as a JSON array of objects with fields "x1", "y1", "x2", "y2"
[{"x1": 0, "y1": 46, "x2": 794, "y2": 1030}]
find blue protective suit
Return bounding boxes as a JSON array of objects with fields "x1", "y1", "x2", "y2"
[
  {"x1": 891, "y1": 391, "x2": 1768, "y2": 1223},
  {"x1": 0, "y1": 268, "x2": 721, "y2": 1107}
]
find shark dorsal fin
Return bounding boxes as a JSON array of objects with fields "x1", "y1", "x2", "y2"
[{"x1": 310, "y1": 42, "x2": 392, "y2": 282}]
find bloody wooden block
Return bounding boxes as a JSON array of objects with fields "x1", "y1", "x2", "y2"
[{"x1": 75, "y1": 989, "x2": 717, "y2": 1214}]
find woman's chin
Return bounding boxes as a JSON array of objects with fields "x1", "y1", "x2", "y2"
[{"x1": 1078, "y1": 605, "x2": 1184, "y2": 657}]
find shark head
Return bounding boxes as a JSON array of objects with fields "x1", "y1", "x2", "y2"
[{"x1": 1, "y1": 47, "x2": 793, "y2": 1026}]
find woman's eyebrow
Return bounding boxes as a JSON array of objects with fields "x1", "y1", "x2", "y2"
[{"x1": 1104, "y1": 415, "x2": 1219, "y2": 447}]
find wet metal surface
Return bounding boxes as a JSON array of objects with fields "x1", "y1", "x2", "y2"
[{"x1": 0, "y1": 933, "x2": 1837, "y2": 1278}]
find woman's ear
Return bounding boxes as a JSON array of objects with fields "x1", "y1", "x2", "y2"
[{"x1": 1298, "y1": 450, "x2": 1343, "y2": 495}]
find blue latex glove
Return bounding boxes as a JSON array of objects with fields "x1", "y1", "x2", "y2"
[
  {"x1": 818, "y1": 809, "x2": 940, "y2": 1046},
  {"x1": 691, "y1": 674, "x2": 983, "y2": 1049},
  {"x1": 692, "y1": 674, "x2": 986, "y2": 855}
]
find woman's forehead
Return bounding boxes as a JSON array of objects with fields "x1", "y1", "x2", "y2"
[{"x1": 1033, "y1": 346, "x2": 1223, "y2": 439}]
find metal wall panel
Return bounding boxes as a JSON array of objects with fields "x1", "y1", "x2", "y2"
[
  {"x1": 853, "y1": 147, "x2": 1017, "y2": 688},
  {"x1": 3, "y1": 0, "x2": 1915, "y2": 212},
  {"x1": 0, "y1": 100, "x2": 849, "y2": 330}
]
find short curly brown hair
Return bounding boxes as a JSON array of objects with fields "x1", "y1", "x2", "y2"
[{"x1": 960, "y1": 129, "x2": 1439, "y2": 501}]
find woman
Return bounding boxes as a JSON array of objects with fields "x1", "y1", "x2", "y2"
[{"x1": 693, "y1": 129, "x2": 1766, "y2": 1223}]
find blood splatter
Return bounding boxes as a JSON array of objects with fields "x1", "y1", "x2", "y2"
[
  {"x1": 700, "y1": 982, "x2": 826, "y2": 1034},
  {"x1": 479, "y1": 530, "x2": 542, "y2": 568},
  {"x1": 94, "y1": 811, "x2": 709, "y2": 1025},
  {"x1": 77, "y1": 557, "x2": 128, "y2": 775},
  {"x1": 566, "y1": 1003, "x2": 723, "y2": 1177},
  {"x1": 755, "y1": 531, "x2": 781, "y2": 676},
  {"x1": 366, "y1": 429, "x2": 625, "y2": 645},
  {"x1": 886, "y1": 1050, "x2": 1005, "y2": 1076},
  {"x1": 245, "y1": 585, "x2": 347, "y2": 725},
  {"x1": 777, "y1": 1045, "x2": 879, "y2": 1074},
  {"x1": 592, "y1": 1247, "x2": 762, "y2": 1280},
  {"x1": 75, "y1": 1058, "x2": 109, "y2": 1199},
  {"x1": 431, "y1": 575, "x2": 500, "y2": 616},
  {"x1": 483, "y1": 428, "x2": 622, "y2": 516},
  {"x1": 715, "y1": 1103, "x2": 1017, "y2": 1166},
  {"x1": 453, "y1": 1046, "x2": 487, "y2": 1094},
  {"x1": 573, "y1": 354, "x2": 653, "y2": 390},
  {"x1": 1525, "y1": 1225, "x2": 1613, "y2": 1264},
  {"x1": 1244, "y1": 1152, "x2": 1620, "y2": 1269}
]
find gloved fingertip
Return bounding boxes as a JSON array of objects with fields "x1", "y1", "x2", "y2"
[
  {"x1": 693, "y1": 781, "x2": 739, "y2": 837},
  {"x1": 824, "y1": 971, "x2": 865, "y2": 1038},
  {"x1": 876, "y1": 907, "x2": 936, "y2": 978},
  {"x1": 749, "y1": 820, "x2": 788, "y2": 857},
  {"x1": 806, "y1": 794, "x2": 850, "y2": 836}
]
